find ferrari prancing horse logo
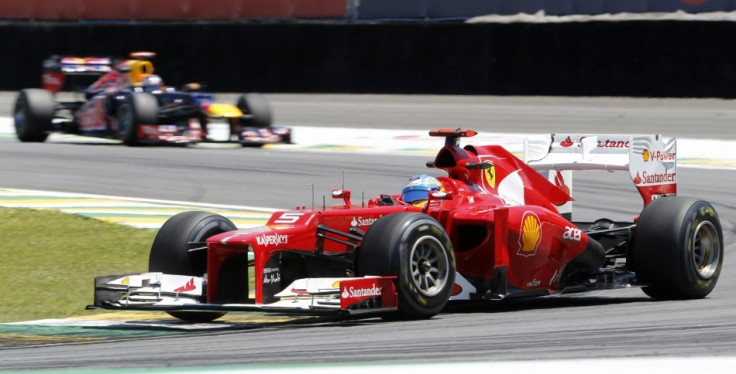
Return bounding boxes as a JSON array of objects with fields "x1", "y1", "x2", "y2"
[{"x1": 483, "y1": 161, "x2": 496, "y2": 189}]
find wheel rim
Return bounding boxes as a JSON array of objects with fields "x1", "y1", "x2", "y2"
[
  {"x1": 409, "y1": 235, "x2": 449, "y2": 297},
  {"x1": 691, "y1": 220, "x2": 720, "y2": 279}
]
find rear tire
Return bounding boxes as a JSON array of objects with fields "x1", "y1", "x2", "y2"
[
  {"x1": 631, "y1": 197, "x2": 723, "y2": 299},
  {"x1": 357, "y1": 213, "x2": 455, "y2": 320},
  {"x1": 116, "y1": 92, "x2": 158, "y2": 146},
  {"x1": 149, "y1": 211, "x2": 237, "y2": 322},
  {"x1": 236, "y1": 93, "x2": 272, "y2": 127},
  {"x1": 14, "y1": 89, "x2": 54, "y2": 142}
]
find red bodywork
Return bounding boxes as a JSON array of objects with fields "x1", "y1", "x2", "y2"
[{"x1": 205, "y1": 130, "x2": 594, "y2": 305}]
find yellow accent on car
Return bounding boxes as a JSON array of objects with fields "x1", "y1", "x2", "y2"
[
  {"x1": 484, "y1": 162, "x2": 496, "y2": 189},
  {"x1": 207, "y1": 103, "x2": 243, "y2": 118},
  {"x1": 520, "y1": 213, "x2": 541, "y2": 255},
  {"x1": 127, "y1": 60, "x2": 154, "y2": 85}
]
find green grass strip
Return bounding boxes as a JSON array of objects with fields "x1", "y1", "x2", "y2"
[{"x1": 0, "y1": 207, "x2": 153, "y2": 323}]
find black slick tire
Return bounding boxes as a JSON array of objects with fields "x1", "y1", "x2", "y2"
[
  {"x1": 149, "y1": 211, "x2": 237, "y2": 322},
  {"x1": 236, "y1": 93, "x2": 272, "y2": 128},
  {"x1": 14, "y1": 89, "x2": 54, "y2": 142},
  {"x1": 631, "y1": 197, "x2": 723, "y2": 299},
  {"x1": 357, "y1": 212, "x2": 455, "y2": 320},
  {"x1": 116, "y1": 92, "x2": 158, "y2": 146}
]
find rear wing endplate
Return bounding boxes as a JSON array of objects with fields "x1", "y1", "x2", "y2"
[
  {"x1": 42, "y1": 55, "x2": 113, "y2": 93},
  {"x1": 524, "y1": 134, "x2": 677, "y2": 215}
]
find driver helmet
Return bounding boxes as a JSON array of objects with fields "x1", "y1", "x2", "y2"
[
  {"x1": 401, "y1": 174, "x2": 443, "y2": 207},
  {"x1": 141, "y1": 74, "x2": 163, "y2": 89}
]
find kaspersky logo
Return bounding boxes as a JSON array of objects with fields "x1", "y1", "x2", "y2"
[
  {"x1": 518, "y1": 212, "x2": 541, "y2": 257},
  {"x1": 256, "y1": 233, "x2": 288, "y2": 246},
  {"x1": 341, "y1": 285, "x2": 382, "y2": 298}
]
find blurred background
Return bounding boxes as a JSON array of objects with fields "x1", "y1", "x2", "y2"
[{"x1": 1, "y1": 0, "x2": 735, "y2": 97}]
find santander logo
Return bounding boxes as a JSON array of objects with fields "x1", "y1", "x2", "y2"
[
  {"x1": 351, "y1": 216, "x2": 379, "y2": 227},
  {"x1": 342, "y1": 285, "x2": 382, "y2": 299},
  {"x1": 174, "y1": 278, "x2": 196, "y2": 293},
  {"x1": 560, "y1": 136, "x2": 574, "y2": 147},
  {"x1": 559, "y1": 136, "x2": 629, "y2": 149}
]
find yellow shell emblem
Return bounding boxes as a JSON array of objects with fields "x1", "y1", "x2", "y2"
[
  {"x1": 483, "y1": 162, "x2": 496, "y2": 189},
  {"x1": 642, "y1": 149, "x2": 650, "y2": 162},
  {"x1": 518, "y1": 212, "x2": 541, "y2": 257}
]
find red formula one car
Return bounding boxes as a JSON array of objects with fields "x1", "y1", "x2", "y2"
[
  {"x1": 14, "y1": 52, "x2": 290, "y2": 146},
  {"x1": 91, "y1": 129, "x2": 723, "y2": 321}
]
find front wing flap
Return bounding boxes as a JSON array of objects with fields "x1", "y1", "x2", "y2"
[
  {"x1": 236, "y1": 126, "x2": 292, "y2": 145},
  {"x1": 89, "y1": 273, "x2": 397, "y2": 316}
]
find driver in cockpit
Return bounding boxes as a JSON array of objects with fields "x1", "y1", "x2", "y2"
[{"x1": 400, "y1": 174, "x2": 444, "y2": 207}]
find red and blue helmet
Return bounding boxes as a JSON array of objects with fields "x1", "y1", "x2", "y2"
[{"x1": 401, "y1": 174, "x2": 443, "y2": 204}]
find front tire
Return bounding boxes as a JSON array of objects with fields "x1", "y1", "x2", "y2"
[
  {"x1": 631, "y1": 197, "x2": 723, "y2": 299},
  {"x1": 116, "y1": 92, "x2": 158, "y2": 146},
  {"x1": 149, "y1": 211, "x2": 237, "y2": 322},
  {"x1": 14, "y1": 89, "x2": 54, "y2": 142},
  {"x1": 357, "y1": 213, "x2": 455, "y2": 320},
  {"x1": 236, "y1": 93, "x2": 272, "y2": 128}
]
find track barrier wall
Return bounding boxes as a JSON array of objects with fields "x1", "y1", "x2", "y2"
[
  {"x1": 2, "y1": 21, "x2": 735, "y2": 98},
  {"x1": 354, "y1": 0, "x2": 736, "y2": 19},
  {"x1": 0, "y1": 0, "x2": 346, "y2": 20},
  {"x1": 1, "y1": 0, "x2": 735, "y2": 20}
]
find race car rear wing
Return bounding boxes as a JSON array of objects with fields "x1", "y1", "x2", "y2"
[
  {"x1": 42, "y1": 55, "x2": 113, "y2": 93},
  {"x1": 524, "y1": 134, "x2": 677, "y2": 216}
]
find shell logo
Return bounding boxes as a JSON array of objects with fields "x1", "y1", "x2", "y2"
[
  {"x1": 518, "y1": 212, "x2": 541, "y2": 257},
  {"x1": 642, "y1": 149, "x2": 650, "y2": 162},
  {"x1": 484, "y1": 162, "x2": 496, "y2": 189}
]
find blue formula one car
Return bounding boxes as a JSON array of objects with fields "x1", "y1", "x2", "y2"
[{"x1": 14, "y1": 52, "x2": 291, "y2": 146}]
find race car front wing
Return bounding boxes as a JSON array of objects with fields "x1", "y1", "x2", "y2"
[{"x1": 88, "y1": 272, "x2": 398, "y2": 316}]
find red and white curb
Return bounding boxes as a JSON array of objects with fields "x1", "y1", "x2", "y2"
[{"x1": 0, "y1": 188, "x2": 275, "y2": 229}]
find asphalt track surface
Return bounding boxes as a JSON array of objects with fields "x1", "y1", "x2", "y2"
[{"x1": 1, "y1": 93, "x2": 735, "y2": 370}]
